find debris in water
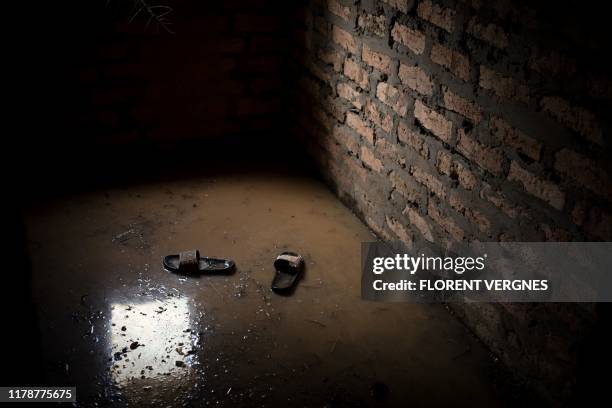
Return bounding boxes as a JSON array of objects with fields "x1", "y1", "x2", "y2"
[
  {"x1": 305, "y1": 319, "x2": 326, "y2": 328},
  {"x1": 129, "y1": 341, "x2": 140, "y2": 350},
  {"x1": 175, "y1": 361, "x2": 185, "y2": 367}
]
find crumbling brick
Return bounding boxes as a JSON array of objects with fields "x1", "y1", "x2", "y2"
[
  {"x1": 391, "y1": 23, "x2": 426, "y2": 55},
  {"x1": 332, "y1": 25, "x2": 357, "y2": 53},
  {"x1": 376, "y1": 82, "x2": 409, "y2": 116},
  {"x1": 399, "y1": 64, "x2": 433, "y2": 95},
  {"x1": 430, "y1": 43, "x2": 470, "y2": 81},
  {"x1": 417, "y1": 0, "x2": 455, "y2": 32},
  {"x1": 414, "y1": 100, "x2": 452, "y2": 143},
  {"x1": 508, "y1": 161, "x2": 565, "y2": 210},
  {"x1": 347, "y1": 112, "x2": 375, "y2": 144}
]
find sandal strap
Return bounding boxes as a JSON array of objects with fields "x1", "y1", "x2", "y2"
[
  {"x1": 277, "y1": 253, "x2": 303, "y2": 268},
  {"x1": 179, "y1": 249, "x2": 200, "y2": 273}
]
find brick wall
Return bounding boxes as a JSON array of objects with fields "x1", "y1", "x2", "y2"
[
  {"x1": 290, "y1": 0, "x2": 612, "y2": 402},
  {"x1": 38, "y1": 0, "x2": 289, "y2": 154}
]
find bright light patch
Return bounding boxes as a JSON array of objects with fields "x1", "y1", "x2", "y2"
[{"x1": 110, "y1": 298, "x2": 196, "y2": 385}]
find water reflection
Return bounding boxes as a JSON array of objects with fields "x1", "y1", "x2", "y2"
[{"x1": 109, "y1": 297, "x2": 198, "y2": 402}]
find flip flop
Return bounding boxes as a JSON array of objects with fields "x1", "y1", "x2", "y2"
[
  {"x1": 271, "y1": 251, "x2": 304, "y2": 294},
  {"x1": 163, "y1": 249, "x2": 235, "y2": 275}
]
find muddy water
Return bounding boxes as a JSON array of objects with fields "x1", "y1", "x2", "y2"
[{"x1": 25, "y1": 171, "x2": 505, "y2": 407}]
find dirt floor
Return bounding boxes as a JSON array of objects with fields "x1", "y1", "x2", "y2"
[{"x1": 24, "y1": 168, "x2": 510, "y2": 407}]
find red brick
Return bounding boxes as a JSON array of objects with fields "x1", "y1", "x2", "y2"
[
  {"x1": 348, "y1": 188, "x2": 376, "y2": 212},
  {"x1": 358, "y1": 13, "x2": 386, "y2": 37},
  {"x1": 337, "y1": 82, "x2": 362, "y2": 109},
  {"x1": 324, "y1": 133, "x2": 345, "y2": 159},
  {"x1": 456, "y1": 129, "x2": 504, "y2": 175},
  {"x1": 480, "y1": 183, "x2": 526, "y2": 219},
  {"x1": 398, "y1": 64, "x2": 433, "y2": 96},
  {"x1": 428, "y1": 200, "x2": 465, "y2": 241},
  {"x1": 448, "y1": 192, "x2": 490, "y2": 233},
  {"x1": 344, "y1": 58, "x2": 369, "y2": 88},
  {"x1": 361, "y1": 145, "x2": 384, "y2": 173},
  {"x1": 294, "y1": 6, "x2": 311, "y2": 27},
  {"x1": 390, "y1": 170, "x2": 425, "y2": 205},
  {"x1": 327, "y1": 159, "x2": 351, "y2": 192},
  {"x1": 346, "y1": 112, "x2": 375, "y2": 144},
  {"x1": 306, "y1": 60, "x2": 332, "y2": 84},
  {"x1": 410, "y1": 165, "x2": 446, "y2": 198},
  {"x1": 332, "y1": 25, "x2": 357, "y2": 53},
  {"x1": 479, "y1": 66, "x2": 529, "y2": 103},
  {"x1": 323, "y1": 95, "x2": 346, "y2": 122},
  {"x1": 365, "y1": 100, "x2": 394, "y2": 133},
  {"x1": 507, "y1": 161, "x2": 565, "y2": 210},
  {"x1": 430, "y1": 43, "x2": 470, "y2": 81},
  {"x1": 414, "y1": 100, "x2": 452, "y2": 143},
  {"x1": 443, "y1": 87, "x2": 482, "y2": 123},
  {"x1": 298, "y1": 110, "x2": 320, "y2": 138},
  {"x1": 554, "y1": 149, "x2": 611, "y2": 199},
  {"x1": 362, "y1": 44, "x2": 393, "y2": 74},
  {"x1": 368, "y1": 215, "x2": 392, "y2": 241},
  {"x1": 398, "y1": 121, "x2": 429, "y2": 158},
  {"x1": 333, "y1": 124, "x2": 359, "y2": 154},
  {"x1": 391, "y1": 23, "x2": 426, "y2": 55},
  {"x1": 466, "y1": 17, "x2": 509, "y2": 49},
  {"x1": 381, "y1": 0, "x2": 411, "y2": 13},
  {"x1": 529, "y1": 48, "x2": 576, "y2": 75},
  {"x1": 540, "y1": 96, "x2": 603, "y2": 145},
  {"x1": 417, "y1": 0, "x2": 455, "y2": 32},
  {"x1": 436, "y1": 150, "x2": 477, "y2": 190},
  {"x1": 327, "y1": 0, "x2": 352, "y2": 21},
  {"x1": 376, "y1": 138, "x2": 405, "y2": 167},
  {"x1": 346, "y1": 156, "x2": 369, "y2": 184},
  {"x1": 318, "y1": 48, "x2": 344, "y2": 72},
  {"x1": 376, "y1": 82, "x2": 409, "y2": 116},
  {"x1": 403, "y1": 206, "x2": 434, "y2": 242},
  {"x1": 541, "y1": 224, "x2": 572, "y2": 242},
  {"x1": 581, "y1": 206, "x2": 612, "y2": 240},
  {"x1": 313, "y1": 107, "x2": 333, "y2": 133},
  {"x1": 315, "y1": 16, "x2": 328, "y2": 34},
  {"x1": 386, "y1": 216, "x2": 413, "y2": 246},
  {"x1": 490, "y1": 117, "x2": 541, "y2": 161}
]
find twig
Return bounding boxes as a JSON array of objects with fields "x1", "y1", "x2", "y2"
[
  {"x1": 129, "y1": 0, "x2": 174, "y2": 33},
  {"x1": 305, "y1": 319, "x2": 327, "y2": 328},
  {"x1": 330, "y1": 338, "x2": 338, "y2": 353}
]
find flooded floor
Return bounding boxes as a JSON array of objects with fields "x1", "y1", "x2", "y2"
[{"x1": 25, "y1": 169, "x2": 509, "y2": 407}]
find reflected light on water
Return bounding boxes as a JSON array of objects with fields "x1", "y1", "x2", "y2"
[{"x1": 110, "y1": 297, "x2": 197, "y2": 387}]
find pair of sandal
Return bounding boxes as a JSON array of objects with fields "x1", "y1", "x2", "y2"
[{"x1": 163, "y1": 250, "x2": 304, "y2": 294}]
